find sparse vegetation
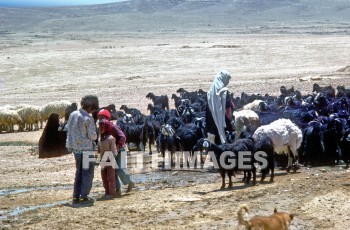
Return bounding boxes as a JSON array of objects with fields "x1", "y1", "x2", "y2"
[
  {"x1": 0, "y1": 141, "x2": 37, "y2": 146},
  {"x1": 102, "y1": 45, "x2": 116, "y2": 49},
  {"x1": 210, "y1": 45, "x2": 240, "y2": 48}
]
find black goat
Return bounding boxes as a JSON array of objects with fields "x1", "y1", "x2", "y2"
[
  {"x1": 166, "y1": 117, "x2": 184, "y2": 131},
  {"x1": 299, "y1": 121, "x2": 325, "y2": 166},
  {"x1": 101, "y1": 104, "x2": 119, "y2": 120},
  {"x1": 280, "y1": 86, "x2": 295, "y2": 97},
  {"x1": 322, "y1": 118, "x2": 344, "y2": 165},
  {"x1": 171, "y1": 94, "x2": 182, "y2": 109},
  {"x1": 193, "y1": 138, "x2": 256, "y2": 189},
  {"x1": 119, "y1": 105, "x2": 145, "y2": 124},
  {"x1": 197, "y1": 89, "x2": 207, "y2": 97},
  {"x1": 176, "y1": 88, "x2": 207, "y2": 103},
  {"x1": 193, "y1": 138, "x2": 235, "y2": 189},
  {"x1": 313, "y1": 93, "x2": 329, "y2": 116},
  {"x1": 118, "y1": 122, "x2": 145, "y2": 152},
  {"x1": 119, "y1": 105, "x2": 141, "y2": 116},
  {"x1": 142, "y1": 119, "x2": 157, "y2": 155},
  {"x1": 146, "y1": 93, "x2": 169, "y2": 110},
  {"x1": 256, "y1": 111, "x2": 280, "y2": 126},
  {"x1": 232, "y1": 138, "x2": 257, "y2": 186},
  {"x1": 340, "y1": 129, "x2": 350, "y2": 168},
  {"x1": 179, "y1": 102, "x2": 196, "y2": 124},
  {"x1": 147, "y1": 103, "x2": 165, "y2": 116},
  {"x1": 254, "y1": 136, "x2": 275, "y2": 182},
  {"x1": 313, "y1": 83, "x2": 336, "y2": 98},
  {"x1": 174, "y1": 122, "x2": 205, "y2": 157},
  {"x1": 158, "y1": 124, "x2": 177, "y2": 166},
  {"x1": 337, "y1": 85, "x2": 350, "y2": 98},
  {"x1": 326, "y1": 98, "x2": 350, "y2": 115}
]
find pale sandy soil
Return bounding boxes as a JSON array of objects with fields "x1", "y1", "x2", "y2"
[
  {"x1": 1, "y1": 33, "x2": 350, "y2": 111},
  {"x1": 0, "y1": 31, "x2": 350, "y2": 229}
]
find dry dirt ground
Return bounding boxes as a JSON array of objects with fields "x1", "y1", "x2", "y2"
[{"x1": 1, "y1": 31, "x2": 350, "y2": 229}]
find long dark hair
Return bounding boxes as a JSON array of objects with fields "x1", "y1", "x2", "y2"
[
  {"x1": 42, "y1": 113, "x2": 60, "y2": 148},
  {"x1": 39, "y1": 113, "x2": 66, "y2": 158}
]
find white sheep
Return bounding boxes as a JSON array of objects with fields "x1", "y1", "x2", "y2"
[
  {"x1": 252, "y1": 118, "x2": 303, "y2": 172},
  {"x1": 17, "y1": 105, "x2": 42, "y2": 131},
  {"x1": 233, "y1": 110, "x2": 261, "y2": 139},
  {"x1": 243, "y1": 100, "x2": 264, "y2": 111},
  {"x1": 0, "y1": 108, "x2": 22, "y2": 132},
  {"x1": 2, "y1": 104, "x2": 17, "y2": 110},
  {"x1": 40, "y1": 100, "x2": 72, "y2": 125}
]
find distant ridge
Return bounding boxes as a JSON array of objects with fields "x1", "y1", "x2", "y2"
[{"x1": 0, "y1": 0, "x2": 349, "y2": 33}]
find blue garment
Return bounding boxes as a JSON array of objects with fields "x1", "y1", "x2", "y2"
[
  {"x1": 115, "y1": 149, "x2": 132, "y2": 191},
  {"x1": 73, "y1": 152, "x2": 95, "y2": 199}
]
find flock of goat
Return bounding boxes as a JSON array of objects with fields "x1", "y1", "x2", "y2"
[
  {"x1": 102, "y1": 84, "x2": 350, "y2": 188},
  {"x1": 1, "y1": 83, "x2": 349, "y2": 189}
]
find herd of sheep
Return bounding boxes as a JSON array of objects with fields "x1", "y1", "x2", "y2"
[{"x1": 0, "y1": 100, "x2": 73, "y2": 132}]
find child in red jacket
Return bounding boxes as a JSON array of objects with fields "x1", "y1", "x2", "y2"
[{"x1": 98, "y1": 119, "x2": 118, "y2": 199}]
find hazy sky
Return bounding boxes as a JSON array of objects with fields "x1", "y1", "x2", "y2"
[{"x1": 0, "y1": 0, "x2": 126, "y2": 7}]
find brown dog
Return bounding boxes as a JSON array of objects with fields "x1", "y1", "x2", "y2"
[{"x1": 237, "y1": 204, "x2": 295, "y2": 230}]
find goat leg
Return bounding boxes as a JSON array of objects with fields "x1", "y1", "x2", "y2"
[
  {"x1": 293, "y1": 157, "x2": 300, "y2": 173},
  {"x1": 245, "y1": 171, "x2": 251, "y2": 184},
  {"x1": 148, "y1": 139, "x2": 152, "y2": 155},
  {"x1": 286, "y1": 156, "x2": 293, "y2": 173},
  {"x1": 270, "y1": 167, "x2": 275, "y2": 182},
  {"x1": 220, "y1": 170, "x2": 226, "y2": 189},
  {"x1": 252, "y1": 169, "x2": 256, "y2": 186},
  {"x1": 228, "y1": 171, "x2": 233, "y2": 188},
  {"x1": 242, "y1": 171, "x2": 247, "y2": 182}
]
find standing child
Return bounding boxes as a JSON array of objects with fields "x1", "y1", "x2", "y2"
[
  {"x1": 97, "y1": 109, "x2": 135, "y2": 196},
  {"x1": 66, "y1": 95, "x2": 99, "y2": 204},
  {"x1": 98, "y1": 119, "x2": 118, "y2": 199}
]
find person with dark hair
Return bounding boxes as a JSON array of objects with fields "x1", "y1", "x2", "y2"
[
  {"x1": 97, "y1": 109, "x2": 135, "y2": 196},
  {"x1": 66, "y1": 95, "x2": 99, "y2": 204},
  {"x1": 206, "y1": 70, "x2": 232, "y2": 144},
  {"x1": 38, "y1": 113, "x2": 68, "y2": 158}
]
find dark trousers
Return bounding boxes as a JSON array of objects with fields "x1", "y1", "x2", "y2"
[
  {"x1": 206, "y1": 106, "x2": 233, "y2": 144},
  {"x1": 206, "y1": 107, "x2": 221, "y2": 144},
  {"x1": 73, "y1": 153, "x2": 95, "y2": 199},
  {"x1": 101, "y1": 166, "x2": 116, "y2": 197}
]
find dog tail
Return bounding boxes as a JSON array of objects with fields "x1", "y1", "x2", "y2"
[{"x1": 237, "y1": 204, "x2": 251, "y2": 227}]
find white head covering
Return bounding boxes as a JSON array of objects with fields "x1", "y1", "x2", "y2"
[{"x1": 207, "y1": 70, "x2": 231, "y2": 144}]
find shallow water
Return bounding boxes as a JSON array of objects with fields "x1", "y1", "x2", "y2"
[
  {"x1": 0, "y1": 200, "x2": 67, "y2": 220},
  {"x1": 131, "y1": 169, "x2": 218, "y2": 191},
  {"x1": 0, "y1": 185, "x2": 73, "y2": 197},
  {"x1": 0, "y1": 169, "x2": 219, "y2": 221}
]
